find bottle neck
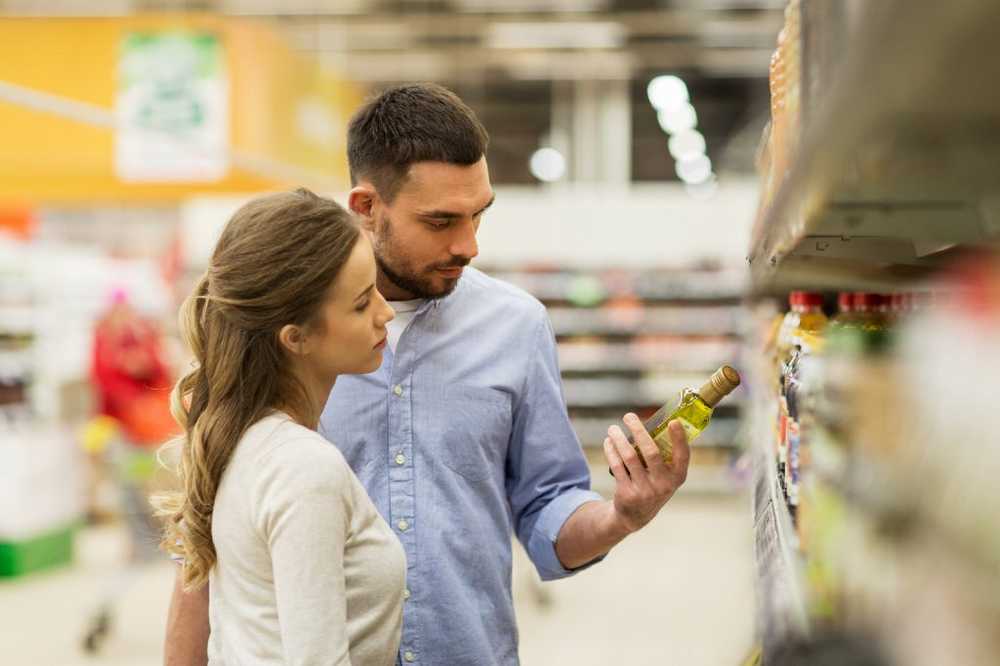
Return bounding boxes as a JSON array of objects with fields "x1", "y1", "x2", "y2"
[{"x1": 696, "y1": 381, "x2": 723, "y2": 408}]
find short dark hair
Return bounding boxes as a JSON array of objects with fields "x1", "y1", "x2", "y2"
[{"x1": 347, "y1": 83, "x2": 489, "y2": 201}]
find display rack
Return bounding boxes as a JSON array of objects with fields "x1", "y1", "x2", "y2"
[
  {"x1": 749, "y1": 1, "x2": 1000, "y2": 664},
  {"x1": 749, "y1": 0, "x2": 1000, "y2": 295}
]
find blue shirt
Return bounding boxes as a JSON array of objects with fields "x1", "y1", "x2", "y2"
[{"x1": 319, "y1": 267, "x2": 603, "y2": 666}]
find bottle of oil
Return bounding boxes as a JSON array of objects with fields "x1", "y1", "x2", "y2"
[{"x1": 613, "y1": 365, "x2": 741, "y2": 472}]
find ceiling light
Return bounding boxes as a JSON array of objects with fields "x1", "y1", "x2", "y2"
[
  {"x1": 530, "y1": 148, "x2": 567, "y2": 183},
  {"x1": 647, "y1": 75, "x2": 689, "y2": 113},
  {"x1": 657, "y1": 103, "x2": 698, "y2": 135},
  {"x1": 668, "y1": 129, "x2": 707, "y2": 161},
  {"x1": 676, "y1": 154, "x2": 713, "y2": 185}
]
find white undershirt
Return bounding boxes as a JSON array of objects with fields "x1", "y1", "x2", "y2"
[{"x1": 386, "y1": 299, "x2": 425, "y2": 352}]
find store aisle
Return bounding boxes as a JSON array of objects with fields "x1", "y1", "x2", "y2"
[{"x1": 0, "y1": 487, "x2": 753, "y2": 665}]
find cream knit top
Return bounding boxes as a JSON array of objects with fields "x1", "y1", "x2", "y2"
[{"x1": 207, "y1": 413, "x2": 405, "y2": 665}]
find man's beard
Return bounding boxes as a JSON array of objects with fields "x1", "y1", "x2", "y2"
[{"x1": 374, "y1": 215, "x2": 468, "y2": 300}]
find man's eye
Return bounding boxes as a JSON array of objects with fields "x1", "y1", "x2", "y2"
[
  {"x1": 425, "y1": 220, "x2": 451, "y2": 229},
  {"x1": 355, "y1": 301, "x2": 370, "y2": 312}
]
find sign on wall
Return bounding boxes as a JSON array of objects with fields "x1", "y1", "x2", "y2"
[{"x1": 115, "y1": 32, "x2": 229, "y2": 183}]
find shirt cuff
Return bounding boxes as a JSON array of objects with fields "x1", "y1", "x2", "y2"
[{"x1": 527, "y1": 487, "x2": 605, "y2": 581}]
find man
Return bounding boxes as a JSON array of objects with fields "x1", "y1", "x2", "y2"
[{"x1": 164, "y1": 83, "x2": 689, "y2": 666}]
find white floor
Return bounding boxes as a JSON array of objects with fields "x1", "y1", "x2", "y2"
[{"x1": 0, "y1": 487, "x2": 755, "y2": 665}]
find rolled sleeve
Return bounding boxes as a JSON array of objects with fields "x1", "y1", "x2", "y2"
[
  {"x1": 508, "y1": 314, "x2": 606, "y2": 582},
  {"x1": 526, "y1": 487, "x2": 604, "y2": 580}
]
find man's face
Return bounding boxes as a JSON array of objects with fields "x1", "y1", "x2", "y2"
[{"x1": 366, "y1": 158, "x2": 494, "y2": 300}]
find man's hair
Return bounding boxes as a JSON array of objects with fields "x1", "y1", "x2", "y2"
[{"x1": 347, "y1": 83, "x2": 489, "y2": 201}]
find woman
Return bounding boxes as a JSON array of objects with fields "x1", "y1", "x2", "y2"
[{"x1": 154, "y1": 189, "x2": 403, "y2": 665}]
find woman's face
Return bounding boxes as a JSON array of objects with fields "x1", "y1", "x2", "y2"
[{"x1": 304, "y1": 234, "x2": 395, "y2": 379}]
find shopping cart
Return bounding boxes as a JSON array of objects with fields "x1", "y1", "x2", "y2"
[{"x1": 78, "y1": 415, "x2": 171, "y2": 654}]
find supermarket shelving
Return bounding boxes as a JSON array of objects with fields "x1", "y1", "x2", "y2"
[
  {"x1": 748, "y1": 0, "x2": 1000, "y2": 296},
  {"x1": 748, "y1": 1, "x2": 1000, "y2": 662}
]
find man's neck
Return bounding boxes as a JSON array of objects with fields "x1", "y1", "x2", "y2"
[{"x1": 376, "y1": 271, "x2": 416, "y2": 301}]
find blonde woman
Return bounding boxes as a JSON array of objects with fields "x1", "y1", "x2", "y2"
[{"x1": 155, "y1": 189, "x2": 403, "y2": 665}]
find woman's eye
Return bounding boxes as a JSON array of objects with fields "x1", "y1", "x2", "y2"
[{"x1": 355, "y1": 301, "x2": 370, "y2": 312}]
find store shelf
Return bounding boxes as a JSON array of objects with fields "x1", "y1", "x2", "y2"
[
  {"x1": 490, "y1": 269, "x2": 745, "y2": 304},
  {"x1": 748, "y1": 0, "x2": 1000, "y2": 295},
  {"x1": 557, "y1": 340, "x2": 740, "y2": 374},
  {"x1": 547, "y1": 304, "x2": 743, "y2": 338},
  {"x1": 748, "y1": 364, "x2": 810, "y2": 654}
]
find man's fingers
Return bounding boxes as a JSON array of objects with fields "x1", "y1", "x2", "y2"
[
  {"x1": 623, "y1": 413, "x2": 667, "y2": 475},
  {"x1": 667, "y1": 420, "x2": 690, "y2": 483},
  {"x1": 604, "y1": 437, "x2": 627, "y2": 483},
  {"x1": 608, "y1": 424, "x2": 648, "y2": 486}
]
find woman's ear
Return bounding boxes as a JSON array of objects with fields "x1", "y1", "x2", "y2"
[
  {"x1": 278, "y1": 324, "x2": 309, "y2": 356},
  {"x1": 348, "y1": 184, "x2": 378, "y2": 232}
]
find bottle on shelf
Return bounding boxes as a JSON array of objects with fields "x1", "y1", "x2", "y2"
[
  {"x1": 781, "y1": 291, "x2": 826, "y2": 511},
  {"x1": 609, "y1": 365, "x2": 741, "y2": 474},
  {"x1": 829, "y1": 292, "x2": 858, "y2": 330},
  {"x1": 793, "y1": 291, "x2": 828, "y2": 350}
]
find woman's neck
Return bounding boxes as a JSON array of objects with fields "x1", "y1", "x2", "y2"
[{"x1": 285, "y1": 366, "x2": 336, "y2": 430}]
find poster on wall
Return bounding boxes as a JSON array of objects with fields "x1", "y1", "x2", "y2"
[{"x1": 114, "y1": 31, "x2": 229, "y2": 182}]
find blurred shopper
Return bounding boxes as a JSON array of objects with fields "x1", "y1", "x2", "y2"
[
  {"x1": 165, "y1": 85, "x2": 689, "y2": 666},
  {"x1": 82, "y1": 288, "x2": 176, "y2": 653},
  {"x1": 92, "y1": 287, "x2": 174, "y2": 444},
  {"x1": 155, "y1": 190, "x2": 404, "y2": 665}
]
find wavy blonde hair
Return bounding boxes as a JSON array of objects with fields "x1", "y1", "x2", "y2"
[{"x1": 153, "y1": 188, "x2": 361, "y2": 590}]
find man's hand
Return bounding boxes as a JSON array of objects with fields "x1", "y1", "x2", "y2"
[{"x1": 603, "y1": 413, "x2": 690, "y2": 534}]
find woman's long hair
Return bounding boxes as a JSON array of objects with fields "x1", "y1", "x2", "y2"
[{"x1": 152, "y1": 188, "x2": 361, "y2": 590}]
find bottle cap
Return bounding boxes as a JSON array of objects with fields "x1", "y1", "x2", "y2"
[
  {"x1": 698, "y1": 365, "x2": 742, "y2": 408},
  {"x1": 800, "y1": 292, "x2": 823, "y2": 308},
  {"x1": 837, "y1": 292, "x2": 853, "y2": 312},
  {"x1": 854, "y1": 293, "x2": 886, "y2": 311}
]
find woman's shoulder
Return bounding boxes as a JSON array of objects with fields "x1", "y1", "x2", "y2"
[{"x1": 248, "y1": 413, "x2": 351, "y2": 488}]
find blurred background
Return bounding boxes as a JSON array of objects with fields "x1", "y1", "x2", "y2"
[{"x1": 1, "y1": 1, "x2": 999, "y2": 665}]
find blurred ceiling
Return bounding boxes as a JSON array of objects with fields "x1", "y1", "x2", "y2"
[{"x1": 2, "y1": 0, "x2": 783, "y2": 183}]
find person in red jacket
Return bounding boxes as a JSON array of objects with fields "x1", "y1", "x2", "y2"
[{"x1": 91, "y1": 287, "x2": 173, "y2": 446}]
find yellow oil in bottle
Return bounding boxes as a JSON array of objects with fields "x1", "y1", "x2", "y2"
[
  {"x1": 644, "y1": 388, "x2": 716, "y2": 464},
  {"x1": 617, "y1": 366, "x2": 741, "y2": 470}
]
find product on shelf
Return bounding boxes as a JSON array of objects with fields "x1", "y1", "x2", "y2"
[
  {"x1": 774, "y1": 292, "x2": 827, "y2": 503},
  {"x1": 828, "y1": 292, "x2": 857, "y2": 331},
  {"x1": 611, "y1": 365, "x2": 741, "y2": 473},
  {"x1": 826, "y1": 293, "x2": 893, "y2": 356}
]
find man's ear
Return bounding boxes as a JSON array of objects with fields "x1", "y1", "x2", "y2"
[
  {"x1": 348, "y1": 184, "x2": 378, "y2": 232},
  {"x1": 278, "y1": 324, "x2": 309, "y2": 356}
]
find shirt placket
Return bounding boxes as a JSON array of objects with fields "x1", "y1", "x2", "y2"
[{"x1": 390, "y1": 305, "x2": 434, "y2": 665}]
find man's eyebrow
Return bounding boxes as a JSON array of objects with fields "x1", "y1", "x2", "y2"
[
  {"x1": 354, "y1": 284, "x2": 374, "y2": 302},
  {"x1": 417, "y1": 194, "x2": 496, "y2": 220}
]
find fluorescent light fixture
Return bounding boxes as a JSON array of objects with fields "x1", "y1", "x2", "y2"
[
  {"x1": 646, "y1": 75, "x2": 689, "y2": 113},
  {"x1": 676, "y1": 154, "x2": 713, "y2": 184},
  {"x1": 657, "y1": 103, "x2": 698, "y2": 135},
  {"x1": 668, "y1": 129, "x2": 707, "y2": 161}
]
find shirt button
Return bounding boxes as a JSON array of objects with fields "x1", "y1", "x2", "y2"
[
  {"x1": 393, "y1": 385, "x2": 403, "y2": 396},
  {"x1": 397, "y1": 519, "x2": 409, "y2": 532},
  {"x1": 403, "y1": 587, "x2": 411, "y2": 600},
  {"x1": 404, "y1": 651, "x2": 416, "y2": 662},
  {"x1": 395, "y1": 453, "x2": 406, "y2": 465}
]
